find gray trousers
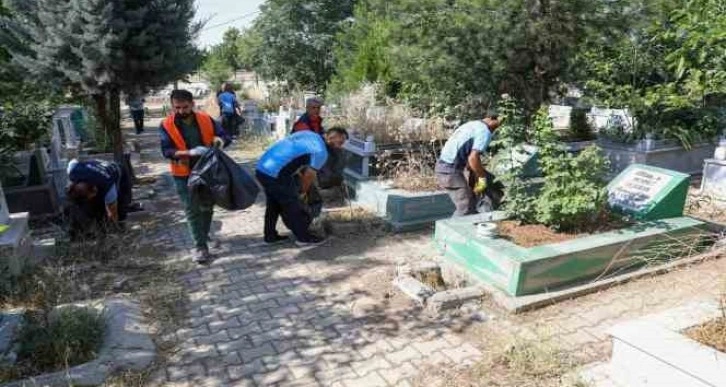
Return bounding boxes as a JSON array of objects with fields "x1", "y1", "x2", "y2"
[{"x1": 436, "y1": 170, "x2": 477, "y2": 217}]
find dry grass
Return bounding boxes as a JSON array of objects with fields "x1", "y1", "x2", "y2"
[
  {"x1": 0, "y1": 215, "x2": 191, "y2": 385},
  {"x1": 687, "y1": 191, "x2": 726, "y2": 224},
  {"x1": 328, "y1": 84, "x2": 449, "y2": 144},
  {"x1": 413, "y1": 332, "x2": 588, "y2": 387},
  {"x1": 223, "y1": 132, "x2": 275, "y2": 161},
  {"x1": 685, "y1": 286, "x2": 726, "y2": 353},
  {"x1": 325, "y1": 207, "x2": 379, "y2": 223}
]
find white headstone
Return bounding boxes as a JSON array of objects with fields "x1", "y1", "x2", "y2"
[{"x1": 0, "y1": 182, "x2": 10, "y2": 226}]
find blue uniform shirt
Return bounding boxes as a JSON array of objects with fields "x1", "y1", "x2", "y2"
[
  {"x1": 67, "y1": 159, "x2": 120, "y2": 205},
  {"x1": 438, "y1": 120, "x2": 492, "y2": 169},
  {"x1": 256, "y1": 131, "x2": 328, "y2": 179},
  {"x1": 218, "y1": 92, "x2": 238, "y2": 115}
]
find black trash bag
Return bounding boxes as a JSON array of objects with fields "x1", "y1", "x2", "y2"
[{"x1": 188, "y1": 148, "x2": 260, "y2": 211}]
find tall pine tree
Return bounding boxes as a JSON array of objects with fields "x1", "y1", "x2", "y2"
[{"x1": 2, "y1": 0, "x2": 201, "y2": 161}]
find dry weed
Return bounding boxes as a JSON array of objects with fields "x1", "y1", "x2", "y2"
[
  {"x1": 413, "y1": 332, "x2": 588, "y2": 387},
  {"x1": 684, "y1": 281, "x2": 726, "y2": 353},
  {"x1": 687, "y1": 191, "x2": 726, "y2": 223}
]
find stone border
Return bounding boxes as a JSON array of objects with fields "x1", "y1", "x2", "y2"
[
  {"x1": 6, "y1": 296, "x2": 155, "y2": 387},
  {"x1": 394, "y1": 262, "x2": 486, "y2": 313},
  {"x1": 581, "y1": 301, "x2": 725, "y2": 387},
  {"x1": 477, "y1": 247, "x2": 725, "y2": 314}
]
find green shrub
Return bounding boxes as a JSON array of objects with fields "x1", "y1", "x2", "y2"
[
  {"x1": 16, "y1": 307, "x2": 104, "y2": 374},
  {"x1": 499, "y1": 104, "x2": 611, "y2": 232},
  {"x1": 0, "y1": 102, "x2": 54, "y2": 152},
  {"x1": 534, "y1": 107, "x2": 610, "y2": 231}
]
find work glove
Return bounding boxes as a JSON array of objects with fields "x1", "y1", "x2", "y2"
[
  {"x1": 299, "y1": 191, "x2": 310, "y2": 204},
  {"x1": 188, "y1": 146, "x2": 209, "y2": 157},
  {"x1": 212, "y1": 136, "x2": 224, "y2": 149},
  {"x1": 473, "y1": 177, "x2": 487, "y2": 195}
]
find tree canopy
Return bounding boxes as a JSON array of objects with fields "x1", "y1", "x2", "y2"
[{"x1": 2, "y1": 0, "x2": 202, "y2": 160}]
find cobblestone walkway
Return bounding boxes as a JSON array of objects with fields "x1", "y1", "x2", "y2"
[
  {"x1": 138, "y1": 167, "x2": 482, "y2": 386},
  {"x1": 129, "y1": 125, "x2": 725, "y2": 387}
]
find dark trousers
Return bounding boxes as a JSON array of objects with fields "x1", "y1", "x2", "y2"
[
  {"x1": 222, "y1": 113, "x2": 240, "y2": 136},
  {"x1": 256, "y1": 171, "x2": 316, "y2": 242},
  {"x1": 130, "y1": 110, "x2": 144, "y2": 134}
]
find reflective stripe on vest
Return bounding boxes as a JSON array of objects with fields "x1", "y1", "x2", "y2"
[{"x1": 162, "y1": 112, "x2": 215, "y2": 177}]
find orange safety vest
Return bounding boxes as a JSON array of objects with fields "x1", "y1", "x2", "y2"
[{"x1": 162, "y1": 112, "x2": 215, "y2": 177}]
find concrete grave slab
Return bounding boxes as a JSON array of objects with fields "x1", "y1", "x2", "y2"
[
  {"x1": 582, "y1": 301, "x2": 726, "y2": 387},
  {"x1": 345, "y1": 173, "x2": 455, "y2": 232}
]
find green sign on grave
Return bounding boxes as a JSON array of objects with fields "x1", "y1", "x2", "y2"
[
  {"x1": 490, "y1": 144, "x2": 541, "y2": 178},
  {"x1": 607, "y1": 164, "x2": 690, "y2": 221}
]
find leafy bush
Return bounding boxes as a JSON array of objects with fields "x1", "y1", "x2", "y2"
[
  {"x1": 16, "y1": 307, "x2": 104, "y2": 374},
  {"x1": 0, "y1": 102, "x2": 54, "y2": 152},
  {"x1": 499, "y1": 104, "x2": 611, "y2": 232}
]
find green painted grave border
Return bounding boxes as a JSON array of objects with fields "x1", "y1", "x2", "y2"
[{"x1": 434, "y1": 215, "x2": 710, "y2": 296}]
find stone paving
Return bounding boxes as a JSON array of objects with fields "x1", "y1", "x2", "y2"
[
  {"x1": 127, "y1": 123, "x2": 726, "y2": 387},
  {"x1": 142, "y1": 179, "x2": 483, "y2": 386}
]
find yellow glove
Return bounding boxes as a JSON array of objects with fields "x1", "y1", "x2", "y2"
[
  {"x1": 473, "y1": 177, "x2": 487, "y2": 195},
  {"x1": 299, "y1": 192, "x2": 309, "y2": 204},
  {"x1": 212, "y1": 136, "x2": 224, "y2": 148}
]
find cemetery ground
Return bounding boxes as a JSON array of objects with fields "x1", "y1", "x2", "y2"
[{"x1": 2, "y1": 118, "x2": 724, "y2": 386}]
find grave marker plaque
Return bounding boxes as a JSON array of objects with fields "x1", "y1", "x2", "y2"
[{"x1": 607, "y1": 164, "x2": 690, "y2": 220}]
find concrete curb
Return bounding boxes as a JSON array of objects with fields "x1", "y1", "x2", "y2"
[
  {"x1": 393, "y1": 262, "x2": 486, "y2": 313},
  {"x1": 5, "y1": 296, "x2": 155, "y2": 387}
]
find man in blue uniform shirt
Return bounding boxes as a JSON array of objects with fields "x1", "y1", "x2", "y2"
[
  {"x1": 66, "y1": 159, "x2": 134, "y2": 238},
  {"x1": 255, "y1": 128, "x2": 348, "y2": 247},
  {"x1": 435, "y1": 114, "x2": 501, "y2": 216}
]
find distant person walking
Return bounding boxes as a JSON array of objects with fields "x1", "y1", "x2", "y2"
[
  {"x1": 160, "y1": 89, "x2": 231, "y2": 263},
  {"x1": 291, "y1": 97, "x2": 324, "y2": 135},
  {"x1": 126, "y1": 94, "x2": 145, "y2": 134},
  {"x1": 218, "y1": 83, "x2": 243, "y2": 136},
  {"x1": 435, "y1": 113, "x2": 502, "y2": 216}
]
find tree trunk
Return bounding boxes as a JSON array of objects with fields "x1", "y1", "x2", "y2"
[
  {"x1": 93, "y1": 93, "x2": 109, "y2": 152},
  {"x1": 109, "y1": 89, "x2": 124, "y2": 163}
]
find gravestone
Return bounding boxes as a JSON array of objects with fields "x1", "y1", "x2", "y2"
[
  {"x1": 490, "y1": 144, "x2": 541, "y2": 178},
  {"x1": 0, "y1": 181, "x2": 32, "y2": 276},
  {"x1": 700, "y1": 159, "x2": 726, "y2": 201},
  {"x1": 607, "y1": 164, "x2": 690, "y2": 220}
]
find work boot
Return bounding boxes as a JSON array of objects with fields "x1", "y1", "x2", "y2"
[
  {"x1": 264, "y1": 234, "x2": 290, "y2": 245},
  {"x1": 192, "y1": 247, "x2": 212, "y2": 264}
]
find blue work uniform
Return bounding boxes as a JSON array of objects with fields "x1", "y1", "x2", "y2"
[
  {"x1": 435, "y1": 120, "x2": 493, "y2": 216},
  {"x1": 255, "y1": 132, "x2": 328, "y2": 242},
  {"x1": 68, "y1": 159, "x2": 121, "y2": 206}
]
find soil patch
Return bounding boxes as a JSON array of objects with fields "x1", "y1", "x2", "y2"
[
  {"x1": 685, "y1": 316, "x2": 726, "y2": 353},
  {"x1": 497, "y1": 216, "x2": 631, "y2": 248},
  {"x1": 497, "y1": 221, "x2": 581, "y2": 247}
]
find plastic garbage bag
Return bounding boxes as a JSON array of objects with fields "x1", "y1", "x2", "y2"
[{"x1": 188, "y1": 148, "x2": 260, "y2": 210}]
